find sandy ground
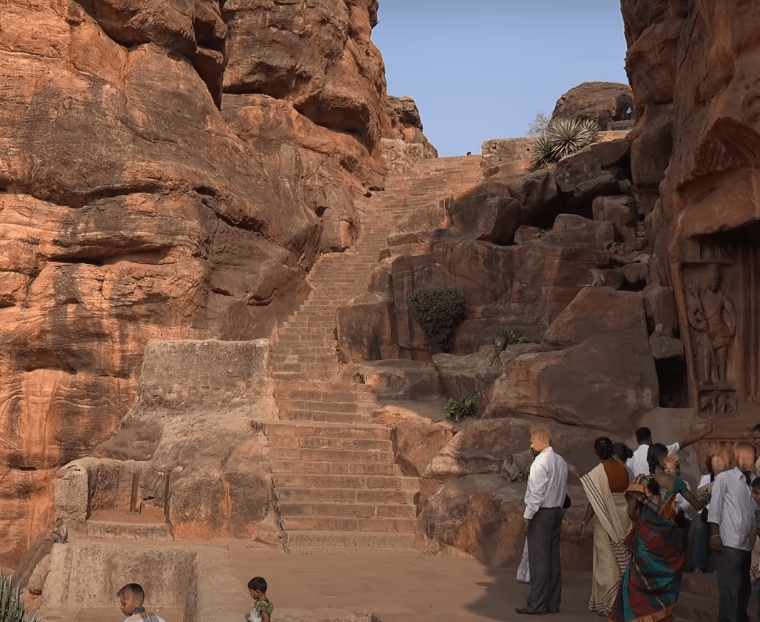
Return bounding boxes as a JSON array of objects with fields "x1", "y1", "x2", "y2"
[{"x1": 38, "y1": 543, "x2": 722, "y2": 622}]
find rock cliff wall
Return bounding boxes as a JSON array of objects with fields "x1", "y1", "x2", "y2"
[
  {"x1": 0, "y1": 0, "x2": 431, "y2": 568},
  {"x1": 622, "y1": 0, "x2": 760, "y2": 441}
]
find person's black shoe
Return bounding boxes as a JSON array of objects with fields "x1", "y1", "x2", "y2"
[{"x1": 515, "y1": 607, "x2": 547, "y2": 616}]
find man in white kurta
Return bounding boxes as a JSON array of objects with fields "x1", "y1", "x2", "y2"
[{"x1": 516, "y1": 429, "x2": 568, "y2": 616}]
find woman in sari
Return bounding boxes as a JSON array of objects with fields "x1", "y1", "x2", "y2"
[
  {"x1": 608, "y1": 443, "x2": 707, "y2": 622},
  {"x1": 580, "y1": 437, "x2": 633, "y2": 616}
]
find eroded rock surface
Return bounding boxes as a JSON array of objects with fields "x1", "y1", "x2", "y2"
[
  {"x1": 0, "y1": 0, "x2": 434, "y2": 569},
  {"x1": 552, "y1": 81, "x2": 635, "y2": 129},
  {"x1": 621, "y1": 0, "x2": 760, "y2": 442}
]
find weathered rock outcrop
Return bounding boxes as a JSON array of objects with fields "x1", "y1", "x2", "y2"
[
  {"x1": 57, "y1": 340, "x2": 277, "y2": 540},
  {"x1": 552, "y1": 81, "x2": 635, "y2": 129},
  {"x1": 621, "y1": 0, "x2": 760, "y2": 442},
  {"x1": 0, "y1": 0, "x2": 434, "y2": 569}
]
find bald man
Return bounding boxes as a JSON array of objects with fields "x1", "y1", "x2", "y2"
[
  {"x1": 709, "y1": 443, "x2": 757, "y2": 622},
  {"x1": 516, "y1": 429, "x2": 568, "y2": 616}
]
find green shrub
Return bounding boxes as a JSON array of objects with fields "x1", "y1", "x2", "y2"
[
  {"x1": 532, "y1": 118, "x2": 600, "y2": 169},
  {"x1": 516, "y1": 465, "x2": 531, "y2": 483},
  {"x1": 503, "y1": 330, "x2": 533, "y2": 345},
  {"x1": 0, "y1": 572, "x2": 41, "y2": 622},
  {"x1": 493, "y1": 329, "x2": 533, "y2": 347},
  {"x1": 408, "y1": 286, "x2": 466, "y2": 352},
  {"x1": 444, "y1": 392, "x2": 479, "y2": 423}
]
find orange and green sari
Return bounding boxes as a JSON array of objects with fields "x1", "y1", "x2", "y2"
[{"x1": 608, "y1": 474, "x2": 687, "y2": 622}]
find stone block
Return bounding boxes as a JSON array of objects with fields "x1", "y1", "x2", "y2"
[
  {"x1": 54, "y1": 462, "x2": 89, "y2": 524},
  {"x1": 392, "y1": 418, "x2": 453, "y2": 478},
  {"x1": 622, "y1": 261, "x2": 649, "y2": 286},
  {"x1": 544, "y1": 287, "x2": 647, "y2": 348},
  {"x1": 137, "y1": 339, "x2": 271, "y2": 411},
  {"x1": 444, "y1": 194, "x2": 522, "y2": 245},
  {"x1": 593, "y1": 195, "x2": 638, "y2": 240}
]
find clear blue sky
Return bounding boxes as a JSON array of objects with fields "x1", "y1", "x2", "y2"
[{"x1": 373, "y1": 0, "x2": 629, "y2": 157}]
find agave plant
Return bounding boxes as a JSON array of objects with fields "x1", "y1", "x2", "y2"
[
  {"x1": 0, "y1": 572, "x2": 42, "y2": 622},
  {"x1": 532, "y1": 117, "x2": 601, "y2": 169},
  {"x1": 532, "y1": 133, "x2": 555, "y2": 170}
]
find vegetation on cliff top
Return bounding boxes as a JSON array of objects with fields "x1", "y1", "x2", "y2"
[{"x1": 532, "y1": 117, "x2": 600, "y2": 169}]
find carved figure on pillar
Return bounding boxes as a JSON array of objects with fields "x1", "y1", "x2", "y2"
[{"x1": 686, "y1": 264, "x2": 736, "y2": 385}]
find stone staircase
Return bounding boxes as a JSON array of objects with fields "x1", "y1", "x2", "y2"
[{"x1": 265, "y1": 155, "x2": 483, "y2": 552}]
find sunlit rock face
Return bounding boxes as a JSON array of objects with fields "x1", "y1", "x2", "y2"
[
  {"x1": 622, "y1": 0, "x2": 760, "y2": 440},
  {"x1": 0, "y1": 0, "x2": 430, "y2": 569}
]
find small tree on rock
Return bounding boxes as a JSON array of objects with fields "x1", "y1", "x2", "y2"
[{"x1": 527, "y1": 112, "x2": 551, "y2": 137}]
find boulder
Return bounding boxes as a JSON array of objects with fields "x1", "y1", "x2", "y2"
[
  {"x1": 551, "y1": 82, "x2": 635, "y2": 129},
  {"x1": 432, "y1": 345, "x2": 516, "y2": 401},
  {"x1": 424, "y1": 418, "x2": 611, "y2": 482},
  {"x1": 544, "y1": 215, "x2": 615, "y2": 250},
  {"x1": 650, "y1": 331, "x2": 685, "y2": 360},
  {"x1": 444, "y1": 195, "x2": 522, "y2": 245},
  {"x1": 621, "y1": 262, "x2": 649, "y2": 287},
  {"x1": 392, "y1": 418, "x2": 454, "y2": 478},
  {"x1": 543, "y1": 288, "x2": 648, "y2": 348},
  {"x1": 562, "y1": 139, "x2": 631, "y2": 170},
  {"x1": 593, "y1": 195, "x2": 638, "y2": 241},
  {"x1": 587, "y1": 268, "x2": 624, "y2": 290},
  {"x1": 573, "y1": 171, "x2": 621, "y2": 202},
  {"x1": 514, "y1": 226, "x2": 544, "y2": 244},
  {"x1": 417, "y1": 475, "x2": 590, "y2": 568},
  {"x1": 555, "y1": 156, "x2": 606, "y2": 194},
  {"x1": 338, "y1": 360, "x2": 442, "y2": 401},
  {"x1": 484, "y1": 330, "x2": 658, "y2": 430},
  {"x1": 27, "y1": 554, "x2": 52, "y2": 595},
  {"x1": 506, "y1": 169, "x2": 563, "y2": 229}
]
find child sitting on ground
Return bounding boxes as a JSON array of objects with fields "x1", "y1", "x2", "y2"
[
  {"x1": 246, "y1": 576, "x2": 273, "y2": 622},
  {"x1": 117, "y1": 583, "x2": 166, "y2": 622}
]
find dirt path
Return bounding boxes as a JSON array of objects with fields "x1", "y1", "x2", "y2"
[{"x1": 37, "y1": 541, "x2": 720, "y2": 622}]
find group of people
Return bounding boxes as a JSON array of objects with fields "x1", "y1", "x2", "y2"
[
  {"x1": 517, "y1": 425, "x2": 760, "y2": 622},
  {"x1": 116, "y1": 577, "x2": 272, "y2": 622}
]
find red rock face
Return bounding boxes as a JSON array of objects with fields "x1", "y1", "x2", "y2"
[
  {"x1": 0, "y1": 0, "x2": 417, "y2": 568},
  {"x1": 622, "y1": 0, "x2": 760, "y2": 440}
]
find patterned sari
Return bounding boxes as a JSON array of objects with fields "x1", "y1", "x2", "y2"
[
  {"x1": 608, "y1": 475, "x2": 687, "y2": 622},
  {"x1": 581, "y1": 463, "x2": 632, "y2": 615}
]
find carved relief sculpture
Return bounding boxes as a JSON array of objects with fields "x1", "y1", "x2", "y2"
[{"x1": 686, "y1": 264, "x2": 736, "y2": 386}]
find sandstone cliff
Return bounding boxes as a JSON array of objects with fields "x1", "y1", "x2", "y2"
[
  {"x1": 622, "y1": 0, "x2": 760, "y2": 442},
  {"x1": 0, "y1": 0, "x2": 432, "y2": 568}
]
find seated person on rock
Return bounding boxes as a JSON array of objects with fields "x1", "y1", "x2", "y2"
[{"x1": 118, "y1": 583, "x2": 166, "y2": 622}]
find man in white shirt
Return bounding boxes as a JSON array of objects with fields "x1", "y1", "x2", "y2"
[
  {"x1": 627, "y1": 426, "x2": 703, "y2": 478},
  {"x1": 516, "y1": 428, "x2": 568, "y2": 616},
  {"x1": 709, "y1": 442, "x2": 757, "y2": 622}
]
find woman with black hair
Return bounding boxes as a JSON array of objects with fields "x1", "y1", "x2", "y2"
[
  {"x1": 612, "y1": 443, "x2": 635, "y2": 482},
  {"x1": 579, "y1": 437, "x2": 632, "y2": 616},
  {"x1": 608, "y1": 444, "x2": 708, "y2": 622}
]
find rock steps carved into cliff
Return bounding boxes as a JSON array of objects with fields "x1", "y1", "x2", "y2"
[{"x1": 265, "y1": 155, "x2": 482, "y2": 552}]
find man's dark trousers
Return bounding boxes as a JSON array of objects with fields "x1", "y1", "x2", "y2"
[
  {"x1": 715, "y1": 545, "x2": 751, "y2": 622},
  {"x1": 526, "y1": 507, "x2": 563, "y2": 614}
]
